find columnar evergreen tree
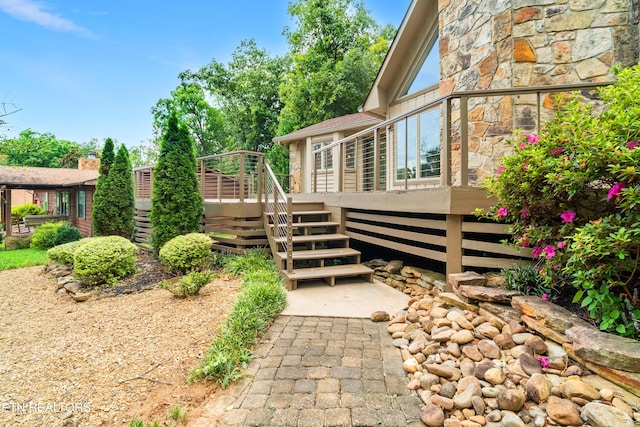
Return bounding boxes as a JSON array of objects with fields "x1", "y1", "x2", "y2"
[
  {"x1": 98, "y1": 145, "x2": 135, "y2": 239},
  {"x1": 92, "y1": 137, "x2": 115, "y2": 235},
  {"x1": 150, "y1": 113, "x2": 203, "y2": 254}
]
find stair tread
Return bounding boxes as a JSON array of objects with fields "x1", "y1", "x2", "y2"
[
  {"x1": 283, "y1": 264, "x2": 374, "y2": 279},
  {"x1": 275, "y1": 248, "x2": 360, "y2": 260},
  {"x1": 269, "y1": 221, "x2": 339, "y2": 228},
  {"x1": 274, "y1": 233, "x2": 349, "y2": 243}
]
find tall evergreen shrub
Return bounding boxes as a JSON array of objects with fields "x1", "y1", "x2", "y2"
[
  {"x1": 98, "y1": 145, "x2": 135, "y2": 238},
  {"x1": 92, "y1": 138, "x2": 115, "y2": 236},
  {"x1": 150, "y1": 113, "x2": 203, "y2": 254}
]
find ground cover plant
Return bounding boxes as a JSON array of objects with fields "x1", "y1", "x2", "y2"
[
  {"x1": 189, "y1": 250, "x2": 286, "y2": 386},
  {"x1": 480, "y1": 64, "x2": 640, "y2": 338},
  {"x1": 0, "y1": 248, "x2": 48, "y2": 270}
]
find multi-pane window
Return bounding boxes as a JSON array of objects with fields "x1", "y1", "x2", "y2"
[
  {"x1": 313, "y1": 142, "x2": 333, "y2": 171},
  {"x1": 77, "y1": 190, "x2": 86, "y2": 219},
  {"x1": 56, "y1": 191, "x2": 70, "y2": 215},
  {"x1": 42, "y1": 192, "x2": 49, "y2": 213}
]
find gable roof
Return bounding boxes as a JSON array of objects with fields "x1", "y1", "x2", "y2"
[
  {"x1": 363, "y1": 0, "x2": 438, "y2": 117},
  {"x1": 274, "y1": 112, "x2": 382, "y2": 143},
  {"x1": 0, "y1": 165, "x2": 99, "y2": 189}
]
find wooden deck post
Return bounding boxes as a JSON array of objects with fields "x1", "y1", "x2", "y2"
[
  {"x1": 445, "y1": 214, "x2": 463, "y2": 291},
  {"x1": 239, "y1": 153, "x2": 245, "y2": 202},
  {"x1": 1, "y1": 188, "x2": 11, "y2": 237}
]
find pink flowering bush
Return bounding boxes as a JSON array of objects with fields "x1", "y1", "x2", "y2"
[{"x1": 479, "y1": 65, "x2": 640, "y2": 337}]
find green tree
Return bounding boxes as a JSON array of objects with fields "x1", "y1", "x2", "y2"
[
  {"x1": 92, "y1": 138, "x2": 115, "y2": 236},
  {"x1": 152, "y1": 83, "x2": 226, "y2": 157},
  {"x1": 150, "y1": 113, "x2": 203, "y2": 254},
  {"x1": 181, "y1": 39, "x2": 288, "y2": 153},
  {"x1": 96, "y1": 145, "x2": 135, "y2": 239},
  {"x1": 0, "y1": 129, "x2": 79, "y2": 167},
  {"x1": 128, "y1": 141, "x2": 159, "y2": 167},
  {"x1": 277, "y1": 0, "x2": 394, "y2": 135}
]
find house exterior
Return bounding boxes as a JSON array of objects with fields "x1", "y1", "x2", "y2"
[
  {"x1": 275, "y1": 0, "x2": 640, "y2": 274},
  {"x1": 0, "y1": 158, "x2": 99, "y2": 237}
]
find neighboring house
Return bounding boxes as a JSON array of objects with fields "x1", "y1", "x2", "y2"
[
  {"x1": 275, "y1": 0, "x2": 640, "y2": 274},
  {"x1": 0, "y1": 158, "x2": 99, "y2": 237}
]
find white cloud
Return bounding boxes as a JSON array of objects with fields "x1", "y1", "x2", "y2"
[{"x1": 0, "y1": 0, "x2": 92, "y2": 36}]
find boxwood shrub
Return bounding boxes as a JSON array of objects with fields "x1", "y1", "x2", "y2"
[
  {"x1": 30, "y1": 221, "x2": 67, "y2": 250},
  {"x1": 73, "y1": 236, "x2": 138, "y2": 285},
  {"x1": 47, "y1": 239, "x2": 92, "y2": 266},
  {"x1": 53, "y1": 224, "x2": 83, "y2": 246},
  {"x1": 159, "y1": 233, "x2": 213, "y2": 274}
]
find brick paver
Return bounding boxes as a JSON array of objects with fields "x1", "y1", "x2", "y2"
[{"x1": 192, "y1": 316, "x2": 423, "y2": 427}]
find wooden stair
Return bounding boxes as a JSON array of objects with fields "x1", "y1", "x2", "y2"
[{"x1": 264, "y1": 202, "x2": 373, "y2": 290}]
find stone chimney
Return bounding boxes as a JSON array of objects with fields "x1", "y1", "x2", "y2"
[{"x1": 78, "y1": 157, "x2": 100, "y2": 171}]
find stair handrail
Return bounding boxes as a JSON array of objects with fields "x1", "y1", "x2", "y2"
[{"x1": 264, "y1": 162, "x2": 293, "y2": 274}]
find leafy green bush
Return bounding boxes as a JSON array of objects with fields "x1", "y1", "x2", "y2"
[
  {"x1": 502, "y1": 264, "x2": 559, "y2": 302},
  {"x1": 53, "y1": 224, "x2": 82, "y2": 246},
  {"x1": 159, "y1": 233, "x2": 213, "y2": 274},
  {"x1": 160, "y1": 270, "x2": 214, "y2": 298},
  {"x1": 48, "y1": 240, "x2": 87, "y2": 265},
  {"x1": 480, "y1": 65, "x2": 640, "y2": 337},
  {"x1": 11, "y1": 203, "x2": 45, "y2": 220},
  {"x1": 189, "y1": 252, "x2": 286, "y2": 386},
  {"x1": 73, "y1": 236, "x2": 138, "y2": 285},
  {"x1": 30, "y1": 221, "x2": 67, "y2": 249}
]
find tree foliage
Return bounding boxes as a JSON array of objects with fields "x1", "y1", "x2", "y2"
[
  {"x1": 150, "y1": 113, "x2": 203, "y2": 254},
  {"x1": 152, "y1": 83, "x2": 225, "y2": 157},
  {"x1": 94, "y1": 145, "x2": 135, "y2": 239},
  {"x1": 277, "y1": 0, "x2": 394, "y2": 135},
  {"x1": 92, "y1": 138, "x2": 116, "y2": 236},
  {"x1": 0, "y1": 129, "x2": 79, "y2": 167}
]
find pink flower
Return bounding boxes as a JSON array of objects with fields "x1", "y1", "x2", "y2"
[
  {"x1": 526, "y1": 134, "x2": 541, "y2": 144},
  {"x1": 520, "y1": 208, "x2": 529, "y2": 218},
  {"x1": 497, "y1": 206, "x2": 508, "y2": 217},
  {"x1": 607, "y1": 182, "x2": 627, "y2": 201},
  {"x1": 626, "y1": 141, "x2": 640, "y2": 150},
  {"x1": 532, "y1": 247, "x2": 543, "y2": 259},
  {"x1": 541, "y1": 293, "x2": 549, "y2": 301},
  {"x1": 543, "y1": 245, "x2": 556, "y2": 258},
  {"x1": 496, "y1": 164, "x2": 505, "y2": 176},
  {"x1": 557, "y1": 241, "x2": 567, "y2": 249},
  {"x1": 538, "y1": 356, "x2": 550, "y2": 368},
  {"x1": 520, "y1": 142, "x2": 527, "y2": 150},
  {"x1": 560, "y1": 211, "x2": 576, "y2": 223},
  {"x1": 549, "y1": 147, "x2": 564, "y2": 156}
]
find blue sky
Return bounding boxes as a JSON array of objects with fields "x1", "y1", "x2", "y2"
[{"x1": 0, "y1": 0, "x2": 411, "y2": 147}]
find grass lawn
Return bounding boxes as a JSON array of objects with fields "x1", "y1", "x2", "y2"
[{"x1": 0, "y1": 248, "x2": 49, "y2": 271}]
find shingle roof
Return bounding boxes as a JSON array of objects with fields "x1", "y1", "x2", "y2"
[
  {"x1": 274, "y1": 112, "x2": 382, "y2": 143},
  {"x1": 0, "y1": 165, "x2": 99, "y2": 188}
]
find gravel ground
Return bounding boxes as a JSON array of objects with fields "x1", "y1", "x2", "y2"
[{"x1": 0, "y1": 263, "x2": 242, "y2": 426}]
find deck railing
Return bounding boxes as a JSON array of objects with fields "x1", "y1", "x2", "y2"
[
  {"x1": 134, "y1": 151, "x2": 294, "y2": 203},
  {"x1": 264, "y1": 162, "x2": 293, "y2": 273},
  {"x1": 312, "y1": 82, "x2": 611, "y2": 193}
]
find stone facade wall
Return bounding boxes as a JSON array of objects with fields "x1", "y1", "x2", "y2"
[{"x1": 439, "y1": 0, "x2": 639, "y2": 186}]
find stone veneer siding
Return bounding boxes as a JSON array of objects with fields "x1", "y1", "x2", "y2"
[{"x1": 438, "y1": 0, "x2": 639, "y2": 185}]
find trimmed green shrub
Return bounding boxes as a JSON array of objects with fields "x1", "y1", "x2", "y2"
[
  {"x1": 159, "y1": 233, "x2": 213, "y2": 274},
  {"x1": 73, "y1": 236, "x2": 138, "y2": 285},
  {"x1": 160, "y1": 270, "x2": 214, "y2": 298},
  {"x1": 150, "y1": 113, "x2": 203, "y2": 254},
  {"x1": 93, "y1": 138, "x2": 115, "y2": 236},
  {"x1": 48, "y1": 240, "x2": 86, "y2": 265},
  {"x1": 11, "y1": 203, "x2": 45, "y2": 220},
  {"x1": 30, "y1": 221, "x2": 67, "y2": 250},
  {"x1": 53, "y1": 224, "x2": 82, "y2": 246}
]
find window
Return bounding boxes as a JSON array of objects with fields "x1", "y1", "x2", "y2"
[
  {"x1": 42, "y1": 192, "x2": 49, "y2": 214},
  {"x1": 56, "y1": 191, "x2": 70, "y2": 215},
  {"x1": 312, "y1": 141, "x2": 333, "y2": 171},
  {"x1": 402, "y1": 35, "x2": 440, "y2": 96},
  {"x1": 345, "y1": 140, "x2": 356, "y2": 170},
  {"x1": 395, "y1": 107, "x2": 441, "y2": 181},
  {"x1": 77, "y1": 190, "x2": 86, "y2": 219}
]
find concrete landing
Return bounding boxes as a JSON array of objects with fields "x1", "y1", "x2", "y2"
[{"x1": 281, "y1": 278, "x2": 410, "y2": 318}]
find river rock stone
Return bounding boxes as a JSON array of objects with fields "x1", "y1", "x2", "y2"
[
  {"x1": 501, "y1": 411, "x2": 525, "y2": 427},
  {"x1": 421, "y1": 403, "x2": 445, "y2": 427},
  {"x1": 561, "y1": 378, "x2": 600, "y2": 401},
  {"x1": 420, "y1": 373, "x2": 440, "y2": 390},
  {"x1": 453, "y1": 383, "x2": 481, "y2": 409},
  {"x1": 408, "y1": 340, "x2": 425, "y2": 354},
  {"x1": 72, "y1": 292, "x2": 91, "y2": 302},
  {"x1": 493, "y1": 333, "x2": 515, "y2": 349},
  {"x1": 451, "y1": 329, "x2": 475, "y2": 344},
  {"x1": 512, "y1": 332, "x2": 534, "y2": 345},
  {"x1": 524, "y1": 335, "x2": 547, "y2": 354},
  {"x1": 476, "y1": 322, "x2": 500, "y2": 338},
  {"x1": 471, "y1": 395, "x2": 485, "y2": 414},
  {"x1": 497, "y1": 389, "x2": 526, "y2": 412},
  {"x1": 484, "y1": 367, "x2": 505, "y2": 385},
  {"x1": 425, "y1": 364, "x2": 460, "y2": 380},
  {"x1": 439, "y1": 381, "x2": 457, "y2": 399},
  {"x1": 581, "y1": 402, "x2": 635, "y2": 427},
  {"x1": 388, "y1": 323, "x2": 408, "y2": 334},
  {"x1": 526, "y1": 373, "x2": 552, "y2": 403},
  {"x1": 447, "y1": 311, "x2": 474, "y2": 330},
  {"x1": 370, "y1": 311, "x2": 390, "y2": 322},
  {"x1": 546, "y1": 396, "x2": 583, "y2": 426},
  {"x1": 403, "y1": 357, "x2": 419, "y2": 373},
  {"x1": 519, "y1": 353, "x2": 542, "y2": 375},
  {"x1": 477, "y1": 339, "x2": 500, "y2": 359},
  {"x1": 432, "y1": 329, "x2": 456, "y2": 342},
  {"x1": 462, "y1": 345, "x2": 483, "y2": 362},
  {"x1": 64, "y1": 281, "x2": 83, "y2": 294},
  {"x1": 431, "y1": 394, "x2": 454, "y2": 411},
  {"x1": 393, "y1": 338, "x2": 409, "y2": 348}
]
